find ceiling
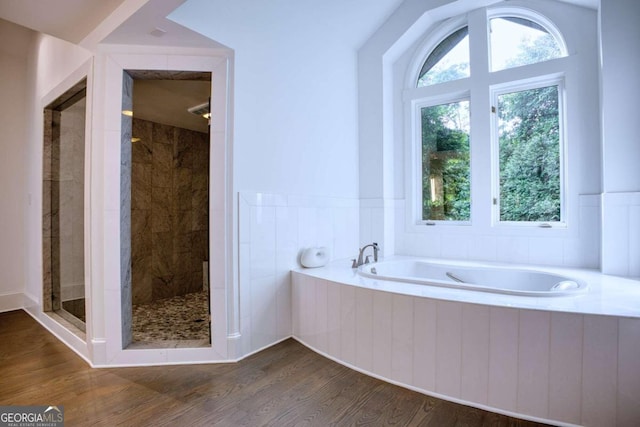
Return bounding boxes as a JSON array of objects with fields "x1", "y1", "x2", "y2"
[
  {"x1": 0, "y1": 0, "x2": 216, "y2": 133},
  {"x1": 0, "y1": 0, "x2": 128, "y2": 44},
  {"x1": 0, "y1": 0, "x2": 599, "y2": 47},
  {"x1": 0, "y1": 0, "x2": 598, "y2": 134},
  {"x1": 129, "y1": 71, "x2": 212, "y2": 134}
]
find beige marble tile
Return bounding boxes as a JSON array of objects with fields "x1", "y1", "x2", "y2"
[
  {"x1": 173, "y1": 167, "x2": 192, "y2": 209},
  {"x1": 152, "y1": 275, "x2": 176, "y2": 301},
  {"x1": 131, "y1": 163, "x2": 152, "y2": 210},
  {"x1": 191, "y1": 188, "x2": 209, "y2": 231},
  {"x1": 151, "y1": 231, "x2": 173, "y2": 277},
  {"x1": 151, "y1": 142, "x2": 172, "y2": 188},
  {"x1": 174, "y1": 129, "x2": 193, "y2": 169},
  {"x1": 152, "y1": 122, "x2": 175, "y2": 145},
  {"x1": 151, "y1": 186, "x2": 172, "y2": 232},
  {"x1": 132, "y1": 119, "x2": 153, "y2": 164}
]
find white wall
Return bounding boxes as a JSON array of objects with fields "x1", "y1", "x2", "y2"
[
  {"x1": 169, "y1": 0, "x2": 402, "y2": 199},
  {"x1": 23, "y1": 34, "x2": 93, "y2": 303},
  {"x1": 0, "y1": 20, "x2": 32, "y2": 310},
  {"x1": 600, "y1": 0, "x2": 640, "y2": 194},
  {"x1": 600, "y1": 0, "x2": 640, "y2": 276},
  {"x1": 358, "y1": 0, "x2": 603, "y2": 269},
  {"x1": 238, "y1": 191, "x2": 359, "y2": 356},
  {"x1": 168, "y1": 0, "x2": 403, "y2": 356}
]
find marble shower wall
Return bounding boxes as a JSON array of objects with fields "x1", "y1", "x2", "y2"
[
  {"x1": 131, "y1": 117, "x2": 209, "y2": 305},
  {"x1": 58, "y1": 98, "x2": 86, "y2": 300},
  {"x1": 121, "y1": 71, "x2": 133, "y2": 347}
]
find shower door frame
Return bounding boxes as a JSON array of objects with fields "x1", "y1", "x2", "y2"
[
  {"x1": 99, "y1": 49, "x2": 235, "y2": 365},
  {"x1": 41, "y1": 59, "x2": 94, "y2": 345}
]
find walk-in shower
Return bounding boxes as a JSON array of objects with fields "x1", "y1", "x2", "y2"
[{"x1": 121, "y1": 70, "x2": 212, "y2": 348}]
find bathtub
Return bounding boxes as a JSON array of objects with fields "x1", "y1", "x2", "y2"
[
  {"x1": 292, "y1": 257, "x2": 640, "y2": 426},
  {"x1": 358, "y1": 259, "x2": 587, "y2": 296}
]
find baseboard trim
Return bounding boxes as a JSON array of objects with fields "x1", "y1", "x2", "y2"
[{"x1": 0, "y1": 292, "x2": 24, "y2": 313}]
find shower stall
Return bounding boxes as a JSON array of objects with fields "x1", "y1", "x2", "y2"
[
  {"x1": 42, "y1": 78, "x2": 87, "y2": 333},
  {"x1": 122, "y1": 70, "x2": 212, "y2": 348}
]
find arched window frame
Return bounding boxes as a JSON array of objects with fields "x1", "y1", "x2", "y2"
[
  {"x1": 487, "y1": 7, "x2": 568, "y2": 73},
  {"x1": 404, "y1": 5, "x2": 571, "y2": 230}
]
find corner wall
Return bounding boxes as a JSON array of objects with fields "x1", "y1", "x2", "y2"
[
  {"x1": 600, "y1": 0, "x2": 640, "y2": 277},
  {"x1": 23, "y1": 33, "x2": 93, "y2": 305},
  {"x1": 237, "y1": 191, "x2": 359, "y2": 357},
  {"x1": 0, "y1": 19, "x2": 32, "y2": 310}
]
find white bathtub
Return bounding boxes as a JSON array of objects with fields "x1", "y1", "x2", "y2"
[
  {"x1": 358, "y1": 259, "x2": 587, "y2": 296},
  {"x1": 292, "y1": 258, "x2": 640, "y2": 426}
]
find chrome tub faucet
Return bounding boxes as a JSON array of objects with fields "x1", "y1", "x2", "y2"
[{"x1": 352, "y1": 242, "x2": 379, "y2": 268}]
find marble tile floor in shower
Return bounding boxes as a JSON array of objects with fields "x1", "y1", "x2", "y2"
[{"x1": 130, "y1": 290, "x2": 210, "y2": 348}]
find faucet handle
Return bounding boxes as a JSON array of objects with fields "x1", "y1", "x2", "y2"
[
  {"x1": 351, "y1": 259, "x2": 358, "y2": 269},
  {"x1": 365, "y1": 255, "x2": 371, "y2": 264}
]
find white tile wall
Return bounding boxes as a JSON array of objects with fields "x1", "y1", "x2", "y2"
[
  {"x1": 372, "y1": 291, "x2": 393, "y2": 379},
  {"x1": 435, "y1": 301, "x2": 462, "y2": 398},
  {"x1": 391, "y1": 295, "x2": 413, "y2": 385},
  {"x1": 339, "y1": 284, "x2": 357, "y2": 365},
  {"x1": 517, "y1": 310, "x2": 550, "y2": 418},
  {"x1": 461, "y1": 304, "x2": 489, "y2": 405},
  {"x1": 292, "y1": 272, "x2": 640, "y2": 426},
  {"x1": 412, "y1": 298, "x2": 437, "y2": 392},
  {"x1": 315, "y1": 277, "x2": 329, "y2": 352},
  {"x1": 618, "y1": 317, "x2": 640, "y2": 427},
  {"x1": 355, "y1": 288, "x2": 373, "y2": 372},
  {"x1": 488, "y1": 307, "x2": 519, "y2": 411},
  {"x1": 326, "y1": 281, "x2": 342, "y2": 357},
  {"x1": 602, "y1": 192, "x2": 640, "y2": 277},
  {"x1": 239, "y1": 191, "x2": 359, "y2": 356},
  {"x1": 393, "y1": 194, "x2": 602, "y2": 269},
  {"x1": 549, "y1": 312, "x2": 583, "y2": 424},
  {"x1": 582, "y1": 315, "x2": 618, "y2": 425}
]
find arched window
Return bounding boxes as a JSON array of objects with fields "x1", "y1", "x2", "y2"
[
  {"x1": 417, "y1": 26, "x2": 469, "y2": 87},
  {"x1": 489, "y1": 16, "x2": 565, "y2": 71},
  {"x1": 407, "y1": 8, "x2": 568, "y2": 226}
]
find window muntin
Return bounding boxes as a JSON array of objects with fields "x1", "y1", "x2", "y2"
[
  {"x1": 417, "y1": 27, "x2": 469, "y2": 87},
  {"x1": 494, "y1": 83, "x2": 563, "y2": 223},
  {"x1": 420, "y1": 99, "x2": 471, "y2": 222},
  {"x1": 489, "y1": 17, "x2": 564, "y2": 72}
]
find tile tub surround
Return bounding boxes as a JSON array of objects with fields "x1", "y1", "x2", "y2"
[
  {"x1": 292, "y1": 259, "x2": 640, "y2": 427},
  {"x1": 130, "y1": 117, "x2": 210, "y2": 305}
]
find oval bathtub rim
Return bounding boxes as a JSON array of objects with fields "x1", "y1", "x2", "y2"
[
  {"x1": 357, "y1": 259, "x2": 589, "y2": 297},
  {"x1": 293, "y1": 255, "x2": 640, "y2": 319}
]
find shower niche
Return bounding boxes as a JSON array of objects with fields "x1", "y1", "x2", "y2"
[
  {"x1": 121, "y1": 70, "x2": 212, "y2": 348},
  {"x1": 42, "y1": 78, "x2": 88, "y2": 334}
]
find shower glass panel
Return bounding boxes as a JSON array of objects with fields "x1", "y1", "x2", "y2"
[{"x1": 43, "y1": 78, "x2": 87, "y2": 333}]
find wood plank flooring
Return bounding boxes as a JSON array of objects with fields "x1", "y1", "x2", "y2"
[{"x1": 0, "y1": 310, "x2": 553, "y2": 426}]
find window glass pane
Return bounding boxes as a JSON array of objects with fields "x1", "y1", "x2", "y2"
[
  {"x1": 490, "y1": 17, "x2": 563, "y2": 71},
  {"x1": 498, "y1": 85, "x2": 560, "y2": 222},
  {"x1": 417, "y1": 27, "x2": 470, "y2": 87},
  {"x1": 421, "y1": 100, "x2": 471, "y2": 221}
]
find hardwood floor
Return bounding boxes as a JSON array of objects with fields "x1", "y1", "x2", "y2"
[{"x1": 0, "y1": 310, "x2": 552, "y2": 426}]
